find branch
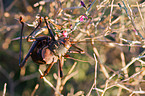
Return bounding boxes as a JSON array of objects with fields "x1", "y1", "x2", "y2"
[
  {"x1": 2, "y1": 83, "x2": 7, "y2": 96},
  {"x1": 39, "y1": 69, "x2": 63, "y2": 96}
]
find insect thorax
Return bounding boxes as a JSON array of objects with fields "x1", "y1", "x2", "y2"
[{"x1": 51, "y1": 37, "x2": 71, "y2": 56}]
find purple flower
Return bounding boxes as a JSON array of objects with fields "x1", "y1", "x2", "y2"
[{"x1": 81, "y1": 1, "x2": 86, "y2": 8}]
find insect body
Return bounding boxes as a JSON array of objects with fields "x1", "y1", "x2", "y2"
[{"x1": 19, "y1": 16, "x2": 83, "y2": 78}]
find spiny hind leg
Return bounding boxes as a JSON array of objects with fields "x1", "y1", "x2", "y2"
[{"x1": 40, "y1": 61, "x2": 55, "y2": 78}]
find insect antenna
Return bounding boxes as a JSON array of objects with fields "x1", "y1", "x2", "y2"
[{"x1": 19, "y1": 16, "x2": 24, "y2": 66}]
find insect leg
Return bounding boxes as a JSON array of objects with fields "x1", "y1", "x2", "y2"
[
  {"x1": 40, "y1": 61, "x2": 55, "y2": 78},
  {"x1": 68, "y1": 50, "x2": 84, "y2": 54},
  {"x1": 19, "y1": 16, "x2": 41, "y2": 67},
  {"x1": 44, "y1": 16, "x2": 56, "y2": 41},
  {"x1": 58, "y1": 56, "x2": 63, "y2": 78},
  {"x1": 19, "y1": 16, "x2": 24, "y2": 67},
  {"x1": 19, "y1": 36, "x2": 50, "y2": 68},
  {"x1": 19, "y1": 41, "x2": 38, "y2": 68},
  {"x1": 70, "y1": 44, "x2": 85, "y2": 54},
  {"x1": 27, "y1": 16, "x2": 42, "y2": 42}
]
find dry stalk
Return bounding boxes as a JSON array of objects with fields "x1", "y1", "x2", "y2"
[
  {"x1": 39, "y1": 62, "x2": 78, "y2": 95},
  {"x1": 2, "y1": 1, "x2": 145, "y2": 96},
  {"x1": 60, "y1": 62, "x2": 78, "y2": 92},
  {"x1": 87, "y1": 83, "x2": 96, "y2": 96},
  {"x1": 121, "y1": 57, "x2": 139, "y2": 72},
  {"x1": 120, "y1": 11, "x2": 128, "y2": 78},
  {"x1": 96, "y1": 4, "x2": 145, "y2": 8},
  {"x1": 87, "y1": 53, "x2": 98, "y2": 96},
  {"x1": 31, "y1": 84, "x2": 39, "y2": 96},
  {"x1": 2, "y1": 83, "x2": 7, "y2": 96},
  {"x1": 119, "y1": 70, "x2": 142, "y2": 83},
  {"x1": 91, "y1": 38, "x2": 109, "y2": 78},
  {"x1": 87, "y1": 1, "x2": 145, "y2": 95},
  {"x1": 116, "y1": 84, "x2": 132, "y2": 92},
  {"x1": 123, "y1": 0, "x2": 143, "y2": 39},
  {"x1": 109, "y1": 0, "x2": 114, "y2": 26},
  {"x1": 136, "y1": 2, "x2": 145, "y2": 31},
  {"x1": 94, "y1": 53, "x2": 98, "y2": 88},
  {"x1": 39, "y1": 69, "x2": 63, "y2": 96},
  {"x1": 101, "y1": 84, "x2": 116, "y2": 96}
]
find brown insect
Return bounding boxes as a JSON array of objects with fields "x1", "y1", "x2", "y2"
[{"x1": 19, "y1": 16, "x2": 84, "y2": 78}]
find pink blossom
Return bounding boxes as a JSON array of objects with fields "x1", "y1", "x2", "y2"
[
  {"x1": 133, "y1": 29, "x2": 138, "y2": 35},
  {"x1": 79, "y1": 15, "x2": 88, "y2": 22},
  {"x1": 62, "y1": 30, "x2": 68, "y2": 37}
]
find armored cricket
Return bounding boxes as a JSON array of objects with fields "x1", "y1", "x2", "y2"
[{"x1": 19, "y1": 16, "x2": 84, "y2": 78}]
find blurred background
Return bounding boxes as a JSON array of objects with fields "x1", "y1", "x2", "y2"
[{"x1": 0, "y1": 0, "x2": 145, "y2": 96}]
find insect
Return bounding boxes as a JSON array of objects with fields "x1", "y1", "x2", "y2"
[{"x1": 19, "y1": 16, "x2": 84, "y2": 78}]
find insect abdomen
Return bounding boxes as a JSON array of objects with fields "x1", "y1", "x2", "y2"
[{"x1": 53, "y1": 38, "x2": 71, "y2": 56}]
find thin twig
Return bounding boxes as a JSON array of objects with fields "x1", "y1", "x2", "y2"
[
  {"x1": 101, "y1": 84, "x2": 117, "y2": 96},
  {"x1": 61, "y1": 71, "x2": 78, "y2": 92},
  {"x1": 116, "y1": 84, "x2": 132, "y2": 92},
  {"x1": 136, "y1": 2, "x2": 145, "y2": 30},
  {"x1": 39, "y1": 69, "x2": 63, "y2": 96},
  {"x1": 119, "y1": 12, "x2": 128, "y2": 78},
  {"x1": 91, "y1": 38, "x2": 109, "y2": 78},
  {"x1": 119, "y1": 70, "x2": 143, "y2": 83},
  {"x1": 109, "y1": 0, "x2": 114, "y2": 26},
  {"x1": 66, "y1": 57, "x2": 89, "y2": 63},
  {"x1": 123, "y1": 0, "x2": 143, "y2": 39},
  {"x1": 87, "y1": 53, "x2": 98, "y2": 96},
  {"x1": 121, "y1": 57, "x2": 139, "y2": 71},
  {"x1": 94, "y1": 53, "x2": 98, "y2": 86},
  {"x1": 96, "y1": 4, "x2": 145, "y2": 8},
  {"x1": 93, "y1": 87, "x2": 104, "y2": 93},
  {"x1": 31, "y1": 84, "x2": 39, "y2": 96},
  {"x1": 61, "y1": 62, "x2": 78, "y2": 92},
  {"x1": 2, "y1": 83, "x2": 7, "y2": 96},
  {"x1": 67, "y1": 62, "x2": 77, "y2": 75},
  {"x1": 87, "y1": 83, "x2": 95, "y2": 96}
]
